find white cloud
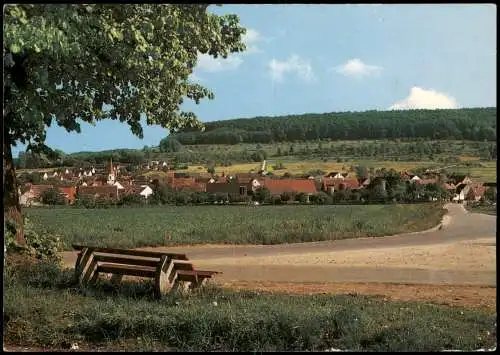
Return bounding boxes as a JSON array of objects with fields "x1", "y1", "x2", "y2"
[
  {"x1": 389, "y1": 87, "x2": 459, "y2": 110},
  {"x1": 268, "y1": 55, "x2": 315, "y2": 83},
  {"x1": 242, "y1": 28, "x2": 264, "y2": 54},
  {"x1": 194, "y1": 28, "x2": 265, "y2": 73},
  {"x1": 334, "y1": 58, "x2": 383, "y2": 79},
  {"x1": 196, "y1": 54, "x2": 243, "y2": 73}
]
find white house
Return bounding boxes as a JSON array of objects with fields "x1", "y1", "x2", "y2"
[
  {"x1": 114, "y1": 181, "x2": 125, "y2": 190},
  {"x1": 53, "y1": 171, "x2": 58, "y2": 177},
  {"x1": 65, "y1": 169, "x2": 70, "y2": 174},
  {"x1": 250, "y1": 178, "x2": 262, "y2": 192},
  {"x1": 43, "y1": 172, "x2": 48, "y2": 180},
  {"x1": 410, "y1": 175, "x2": 421, "y2": 182},
  {"x1": 139, "y1": 186, "x2": 154, "y2": 199}
]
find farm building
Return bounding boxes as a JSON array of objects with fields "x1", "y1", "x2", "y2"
[
  {"x1": 78, "y1": 185, "x2": 120, "y2": 201},
  {"x1": 261, "y1": 178, "x2": 318, "y2": 198}
]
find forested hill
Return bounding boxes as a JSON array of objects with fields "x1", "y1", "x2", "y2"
[{"x1": 170, "y1": 107, "x2": 496, "y2": 145}]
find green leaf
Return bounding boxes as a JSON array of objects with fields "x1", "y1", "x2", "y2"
[{"x1": 9, "y1": 43, "x2": 21, "y2": 53}]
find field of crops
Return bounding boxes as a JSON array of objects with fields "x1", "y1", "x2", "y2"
[
  {"x1": 184, "y1": 159, "x2": 496, "y2": 180},
  {"x1": 185, "y1": 160, "x2": 437, "y2": 176},
  {"x1": 25, "y1": 204, "x2": 445, "y2": 251}
]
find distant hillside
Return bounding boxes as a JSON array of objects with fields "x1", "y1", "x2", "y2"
[{"x1": 170, "y1": 107, "x2": 497, "y2": 145}]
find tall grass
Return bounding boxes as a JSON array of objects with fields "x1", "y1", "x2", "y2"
[
  {"x1": 3, "y1": 261, "x2": 497, "y2": 352},
  {"x1": 24, "y1": 204, "x2": 446, "y2": 250}
]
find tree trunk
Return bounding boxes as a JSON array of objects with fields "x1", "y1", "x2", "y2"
[{"x1": 3, "y1": 134, "x2": 26, "y2": 246}]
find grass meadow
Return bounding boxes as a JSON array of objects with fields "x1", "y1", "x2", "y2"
[
  {"x1": 3, "y1": 261, "x2": 497, "y2": 352},
  {"x1": 25, "y1": 204, "x2": 446, "y2": 251}
]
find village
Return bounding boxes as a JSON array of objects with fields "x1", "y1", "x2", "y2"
[{"x1": 17, "y1": 158, "x2": 494, "y2": 207}]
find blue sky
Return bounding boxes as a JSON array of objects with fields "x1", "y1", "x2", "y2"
[{"x1": 13, "y1": 4, "x2": 496, "y2": 156}]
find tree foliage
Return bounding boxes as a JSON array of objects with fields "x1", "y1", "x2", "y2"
[
  {"x1": 3, "y1": 4, "x2": 247, "y2": 243},
  {"x1": 40, "y1": 188, "x2": 66, "y2": 205},
  {"x1": 159, "y1": 137, "x2": 182, "y2": 153},
  {"x1": 4, "y1": 4, "x2": 246, "y2": 149}
]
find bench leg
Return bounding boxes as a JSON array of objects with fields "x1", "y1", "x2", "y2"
[
  {"x1": 90, "y1": 270, "x2": 100, "y2": 285},
  {"x1": 155, "y1": 255, "x2": 171, "y2": 298},
  {"x1": 74, "y1": 248, "x2": 93, "y2": 283},
  {"x1": 81, "y1": 254, "x2": 98, "y2": 286}
]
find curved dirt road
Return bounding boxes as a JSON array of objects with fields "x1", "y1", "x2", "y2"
[{"x1": 61, "y1": 203, "x2": 496, "y2": 286}]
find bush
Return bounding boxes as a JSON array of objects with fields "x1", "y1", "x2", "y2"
[
  {"x1": 119, "y1": 194, "x2": 145, "y2": 206},
  {"x1": 280, "y1": 192, "x2": 291, "y2": 203},
  {"x1": 5, "y1": 216, "x2": 63, "y2": 265},
  {"x1": 253, "y1": 187, "x2": 271, "y2": 204},
  {"x1": 272, "y1": 196, "x2": 282, "y2": 205},
  {"x1": 295, "y1": 192, "x2": 308, "y2": 204},
  {"x1": 191, "y1": 192, "x2": 209, "y2": 204},
  {"x1": 483, "y1": 187, "x2": 497, "y2": 202},
  {"x1": 313, "y1": 192, "x2": 332, "y2": 205},
  {"x1": 40, "y1": 188, "x2": 66, "y2": 205},
  {"x1": 175, "y1": 191, "x2": 192, "y2": 205}
]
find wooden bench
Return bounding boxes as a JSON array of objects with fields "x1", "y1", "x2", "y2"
[
  {"x1": 166, "y1": 260, "x2": 221, "y2": 292},
  {"x1": 72, "y1": 244, "x2": 221, "y2": 296}
]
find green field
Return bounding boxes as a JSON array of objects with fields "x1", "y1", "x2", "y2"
[
  {"x1": 25, "y1": 204, "x2": 445, "y2": 250},
  {"x1": 4, "y1": 261, "x2": 496, "y2": 352},
  {"x1": 466, "y1": 204, "x2": 497, "y2": 216}
]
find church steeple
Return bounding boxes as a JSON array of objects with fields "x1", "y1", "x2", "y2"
[
  {"x1": 107, "y1": 158, "x2": 115, "y2": 185},
  {"x1": 109, "y1": 158, "x2": 114, "y2": 175}
]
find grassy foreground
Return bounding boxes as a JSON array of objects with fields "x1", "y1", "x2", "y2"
[
  {"x1": 3, "y1": 261, "x2": 496, "y2": 352},
  {"x1": 25, "y1": 204, "x2": 446, "y2": 250}
]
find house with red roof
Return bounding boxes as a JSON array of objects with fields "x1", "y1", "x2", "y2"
[
  {"x1": 322, "y1": 177, "x2": 360, "y2": 195},
  {"x1": 261, "y1": 178, "x2": 317, "y2": 197},
  {"x1": 77, "y1": 185, "x2": 120, "y2": 201},
  {"x1": 19, "y1": 184, "x2": 54, "y2": 206},
  {"x1": 58, "y1": 186, "x2": 77, "y2": 204}
]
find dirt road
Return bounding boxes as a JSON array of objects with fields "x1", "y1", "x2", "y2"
[{"x1": 61, "y1": 203, "x2": 496, "y2": 287}]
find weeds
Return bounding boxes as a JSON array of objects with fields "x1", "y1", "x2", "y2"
[{"x1": 4, "y1": 261, "x2": 496, "y2": 351}]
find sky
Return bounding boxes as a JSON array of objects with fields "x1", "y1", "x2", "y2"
[{"x1": 13, "y1": 4, "x2": 496, "y2": 156}]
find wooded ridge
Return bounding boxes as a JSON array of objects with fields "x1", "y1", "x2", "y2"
[{"x1": 170, "y1": 107, "x2": 496, "y2": 145}]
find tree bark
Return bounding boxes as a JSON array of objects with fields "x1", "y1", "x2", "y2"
[{"x1": 3, "y1": 133, "x2": 26, "y2": 246}]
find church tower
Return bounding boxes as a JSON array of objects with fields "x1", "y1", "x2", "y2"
[{"x1": 107, "y1": 158, "x2": 115, "y2": 185}]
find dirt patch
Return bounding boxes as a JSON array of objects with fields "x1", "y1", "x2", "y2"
[
  {"x1": 222, "y1": 281, "x2": 497, "y2": 311},
  {"x1": 197, "y1": 237, "x2": 496, "y2": 272}
]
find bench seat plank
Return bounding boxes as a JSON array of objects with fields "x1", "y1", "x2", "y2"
[
  {"x1": 73, "y1": 244, "x2": 188, "y2": 260},
  {"x1": 96, "y1": 264, "x2": 156, "y2": 278},
  {"x1": 93, "y1": 254, "x2": 160, "y2": 268}
]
